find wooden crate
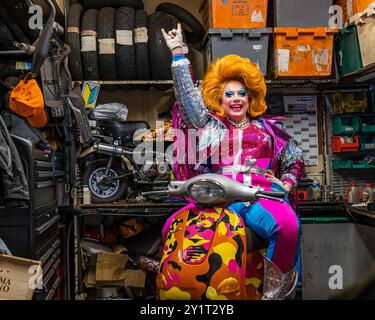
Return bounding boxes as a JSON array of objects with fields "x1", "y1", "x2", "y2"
[{"x1": 0, "y1": 254, "x2": 42, "y2": 300}]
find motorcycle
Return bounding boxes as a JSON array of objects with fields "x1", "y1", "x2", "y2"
[
  {"x1": 78, "y1": 104, "x2": 172, "y2": 203},
  {"x1": 142, "y1": 172, "x2": 298, "y2": 300}
]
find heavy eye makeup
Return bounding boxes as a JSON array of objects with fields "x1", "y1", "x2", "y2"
[
  {"x1": 238, "y1": 89, "x2": 247, "y2": 97},
  {"x1": 224, "y1": 89, "x2": 248, "y2": 98}
]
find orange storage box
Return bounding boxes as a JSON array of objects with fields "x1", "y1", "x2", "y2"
[
  {"x1": 273, "y1": 27, "x2": 338, "y2": 78},
  {"x1": 199, "y1": 0, "x2": 268, "y2": 30},
  {"x1": 332, "y1": 135, "x2": 360, "y2": 152},
  {"x1": 333, "y1": 0, "x2": 374, "y2": 23},
  {"x1": 353, "y1": 0, "x2": 375, "y2": 14}
]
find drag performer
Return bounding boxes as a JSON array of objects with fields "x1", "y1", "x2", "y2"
[{"x1": 161, "y1": 24, "x2": 305, "y2": 299}]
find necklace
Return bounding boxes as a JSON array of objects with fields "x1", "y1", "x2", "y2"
[{"x1": 228, "y1": 118, "x2": 250, "y2": 129}]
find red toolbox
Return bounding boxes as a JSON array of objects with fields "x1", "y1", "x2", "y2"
[{"x1": 332, "y1": 135, "x2": 360, "y2": 152}]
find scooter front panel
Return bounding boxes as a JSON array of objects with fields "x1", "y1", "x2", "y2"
[{"x1": 157, "y1": 207, "x2": 247, "y2": 300}]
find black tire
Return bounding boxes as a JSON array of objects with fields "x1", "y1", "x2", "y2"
[
  {"x1": 83, "y1": 0, "x2": 144, "y2": 10},
  {"x1": 134, "y1": 10, "x2": 150, "y2": 81},
  {"x1": 115, "y1": 7, "x2": 136, "y2": 80},
  {"x1": 148, "y1": 12, "x2": 179, "y2": 81},
  {"x1": 97, "y1": 7, "x2": 117, "y2": 80},
  {"x1": 81, "y1": 9, "x2": 100, "y2": 80},
  {"x1": 83, "y1": 159, "x2": 128, "y2": 203},
  {"x1": 3, "y1": 0, "x2": 39, "y2": 42},
  {"x1": 155, "y1": 2, "x2": 205, "y2": 44},
  {"x1": 0, "y1": 2, "x2": 30, "y2": 44},
  {"x1": 0, "y1": 17, "x2": 17, "y2": 50},
  {"x1": 67, "y1": 4, "x2": 84, "y2": 80}
]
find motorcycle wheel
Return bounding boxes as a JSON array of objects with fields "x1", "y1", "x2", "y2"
[{"x1": 83, "y1": 159, "x2": 128, "y2": 203}]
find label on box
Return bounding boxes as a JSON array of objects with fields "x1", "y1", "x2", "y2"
[
  {"x1": 251, "y1": 10, "x2": 263, "y2": 22},
  {"x1": 298, "y1": 44, "x2": 310, "y2": 52},
  {"x1": 116, "y1": 30, "x2": 133, "y2": 45},
  {"x1": 81, "y1": 36, "x2": 96, "y2": 52},
  {"x1": 232, "y1": 4, "x2": 249, "y2": 16},
  {"x1": 313, "y1": 48, "x2": 329, "y2": 72},
  {"x1": 253, "y1": 44, "x2": 262, "y2": 51},
  {"x1": 278, "y1": 49, "x2": 290, "y2": 72},
  {"x1": 99, "y1": 38, "x2": 115, "y2": 54},
  {"x1": 134, "y1": 27, "x2": 148, "y2": 43}
]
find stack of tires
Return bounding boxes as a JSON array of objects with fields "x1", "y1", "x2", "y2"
[{"x1": 67, "y1": 1, "x2": 204, "y2": 81}]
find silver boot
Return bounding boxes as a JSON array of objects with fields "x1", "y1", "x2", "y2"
[{"x1": 262, "y1": 257, "x2": 296, "y2": 300}]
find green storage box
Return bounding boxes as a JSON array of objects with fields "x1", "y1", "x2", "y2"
[
  {"x1": 360, "y1": 135, "x2": 375, "y2": 151},
  {"x1": 352, "y1": 159, "x2": 367, "y2": 169},
  {"x1": 332, "y1": 159, "x2": 352, "y2": 169},
  {"x1": 335, "y1": 25, "x2": 363, "y2": 77},
  {"x1": 332, "y1": 116, "x2": 360, "y2": 135},
  {"x1": 360, "y1": 116, "x2": 375, "y2": 133}
]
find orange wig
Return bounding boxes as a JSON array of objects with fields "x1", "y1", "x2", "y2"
[{"x1": 202, "y1": 54, "x2": 267, "y2": 118}]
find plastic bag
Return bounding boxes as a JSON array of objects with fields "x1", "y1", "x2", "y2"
[{"x1": 92, "y1": 103, "x2": 128, "y2": 122}]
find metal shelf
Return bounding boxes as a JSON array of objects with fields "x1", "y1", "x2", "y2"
[
  {"x1": 341, "y1": 62, "x2": 375, "y2": 84},
  {"x1": 73, "y1": 80, "x2": 175, "y2": 85},
  {"x1": 74, "y1": 79, "x2": 339, "y2": 85},
  {"x1": 74, "y1": 201, "x2": 187, "y2": 216}
]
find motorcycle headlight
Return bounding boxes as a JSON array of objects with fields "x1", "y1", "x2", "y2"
[{"x1": 188, "y1": 180, "x2": 225, "y2": 204}]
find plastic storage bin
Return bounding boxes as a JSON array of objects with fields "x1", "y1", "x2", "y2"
[
  {"x1": 203, "y1": 28, "x2": 272, "y2": 75},
  {"x1": 332, "y1": 159, "x2": 353, "y2": 169},
  {"x1": 360, "y1": 135, "x2": 375, "y2": 150},
  {"x1": 332, "y1": 135, "x2": 360, "y2": 152},
  {"x1": 335, "y1": 25, "x2": 363, "y2": 76},
  {"x1": 332, "y1": 116, "x2": 361, "y2": 135},
  {"x1": 199, "y1": 0, "x2": 268, "y2": 30},
  {"x1": 272, "y1": 0, "x2": 334, "y2": 27},
  {"x1": 352, "y1": 159, "x2": 367, "y2": 168},
  {"x1": 273, "y1": 27, "x2": 337, "y2": 78},
  {"x1": 332, "y1": 92, "x2": 368, "y2": 114},
  {"x1": 351, "y1": 6, "x2": 375, "y2": 67},
  {"x1": 360, "y1": 116, "x2": 375, "y2": 133},
  {"x1": 353, "y1": 0, "x2": 375, "y2": 14}
]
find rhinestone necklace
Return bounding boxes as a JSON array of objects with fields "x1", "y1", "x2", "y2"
[{"x1": 228, "y1": 118, "x2": 250, "y2": 129}]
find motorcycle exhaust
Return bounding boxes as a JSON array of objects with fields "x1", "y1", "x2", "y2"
[{"x1": 94, "y1": 142, "x2": 133, "y2": 156}]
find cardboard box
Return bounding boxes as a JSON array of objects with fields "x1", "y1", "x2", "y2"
[
  {"x1": 0, "y1": 254, "x2": 42, "y2": 300},
  {"x1": 124, "y1": 269, "x2": 146, "y2": 288},
  {"x1": 95, "y1": 252, "x2": 128, "y2": 282},
  {"x1": 84, "y1": 267, "x2": 146, "y2": 289}
]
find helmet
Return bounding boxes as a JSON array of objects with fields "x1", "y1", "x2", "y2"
[{"x1": 118, "y1": 218, "x2": 144, "y2": 238}]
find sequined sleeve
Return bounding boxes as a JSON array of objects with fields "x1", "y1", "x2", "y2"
[
  {"x1": 277, "y1": 139, "x2": 305, "y2": 189},
  {"x1": 171, "y1": 57, "x2": 209, "y2": 129}
]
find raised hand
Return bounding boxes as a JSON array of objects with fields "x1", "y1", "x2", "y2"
[{"x1": 161, "y1": 23, "x2": 188, "y2": 55}]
